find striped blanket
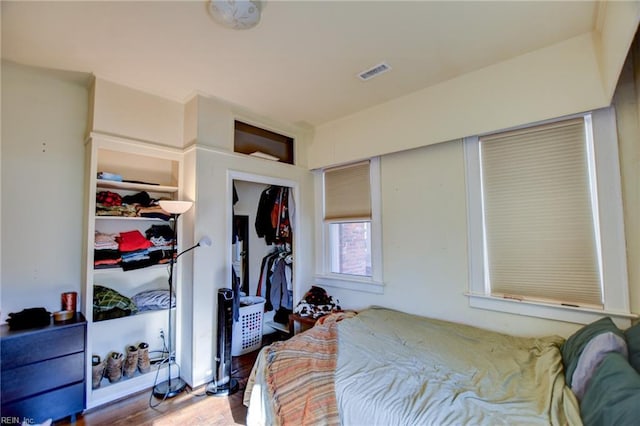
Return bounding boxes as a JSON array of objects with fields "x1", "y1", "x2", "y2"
[{"x1": 264, "y1": 312, "x2": 355, "y2": 425}]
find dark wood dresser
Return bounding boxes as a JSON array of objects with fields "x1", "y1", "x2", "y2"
[{"x1": 1, "y1": 313, "x2": 86, "y2": 424}]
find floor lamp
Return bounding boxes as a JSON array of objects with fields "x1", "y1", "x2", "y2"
[{"x1": 152, "y1": 200, "x2": 198, "y2": 400}]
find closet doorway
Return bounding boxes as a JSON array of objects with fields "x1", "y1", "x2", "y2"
[
  {"x1": 232, "y1": 215, "x2": 249, "y2": 295},
  {"x1": 229, "y1": 171, "x2": 297, "y2": 335}
]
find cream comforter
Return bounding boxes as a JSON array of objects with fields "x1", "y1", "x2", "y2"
[{"x1": 245, "y1": 307, "x2": 582, "y2": 425}]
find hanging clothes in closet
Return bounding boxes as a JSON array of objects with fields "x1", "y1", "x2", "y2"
[
  {"x1": 256, "y1": 245, "x2": 293, "y2": 324},
  {"x1": 255, "y1": 186, "x2": 293, "y2": 245},
  {"x1": 255, "y1": 185, "x2": 294, "y2": 323},
  {"x1": 230, "y1": 182, "x2": 242, "y2": 320}
]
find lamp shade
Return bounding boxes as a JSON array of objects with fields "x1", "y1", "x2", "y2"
[
  {"x1": 208, "y1": 0, "x2": 261, "y2": 30},
  {"x1": 159, "y1": 200, "x2": 193, "y2": 215}
]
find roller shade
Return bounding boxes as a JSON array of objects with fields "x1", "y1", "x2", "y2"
[
  {"x1": 479, "y1": 117, "x2": 602, "y2": 307},
  {"x1": 324, "y1": 161, "x2": 371, "y2": 221}
]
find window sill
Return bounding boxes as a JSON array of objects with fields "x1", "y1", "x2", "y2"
[
  {"x1": 466, "y1": 293, "x2": 636, "y2": 328},
  {"x1": 315, "y1": 274, "x2": 384, "y2": 294}
]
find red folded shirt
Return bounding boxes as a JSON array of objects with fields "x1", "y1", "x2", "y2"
[{"x1": 118, "y1": 230, "x2": 153, "y2": 252}]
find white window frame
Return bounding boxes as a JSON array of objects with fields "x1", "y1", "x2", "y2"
[
  {"x1": 315, "y1": 157, "x2": 384, "y2": 294},
  {"x1": 464, "y1": 107, "x2": 634, "y2": 326}
]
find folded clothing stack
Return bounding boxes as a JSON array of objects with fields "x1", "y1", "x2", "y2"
[
  {"x1": 7, "y1": 307, "x2": 51, "y2": 330},
  {"x1": 97, "y1": 171, "x2": 123, "y2": 182}
]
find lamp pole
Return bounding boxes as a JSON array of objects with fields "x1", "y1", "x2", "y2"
[
  {"x1": 152, "y1": 212, "x2": 187, "y2": 399},
  {"x1": 151, "y1": 200, "x2": 196, "y2": 402}
]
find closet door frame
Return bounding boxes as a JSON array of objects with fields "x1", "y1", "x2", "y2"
[{"x1": 227, "y1": 170, "x2": 300, "y2": 304}]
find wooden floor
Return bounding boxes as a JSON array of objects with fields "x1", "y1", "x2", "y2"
[{"x1": 56, "y1": 333, "x2": 284, "y2": 426}]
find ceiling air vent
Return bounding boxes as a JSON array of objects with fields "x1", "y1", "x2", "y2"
[{"x1": 357, "y1": 62, "x2": 391, "y2": 81}]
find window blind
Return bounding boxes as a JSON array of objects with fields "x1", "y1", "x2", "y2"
[
  {"x1": 324, "y1": 161, "x2": 371, "y2": 221},
  {"x1": 479, "y1": 117, "x2": 603, "y2": 307}
]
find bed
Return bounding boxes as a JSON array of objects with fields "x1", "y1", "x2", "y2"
[{"x1": 244, "y1": 307, "x2": 640, "y2": 426}]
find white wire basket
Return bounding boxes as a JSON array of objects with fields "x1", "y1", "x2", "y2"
[{"x1": 232, "y1": 296, "x2": 265, "y2": 356}]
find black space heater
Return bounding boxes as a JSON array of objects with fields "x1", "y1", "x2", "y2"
[{"x1": 206, "y1": 288, "x2": 239, "y2": 396}]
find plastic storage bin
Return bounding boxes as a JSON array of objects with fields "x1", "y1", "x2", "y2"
[{"x1": 232, "y1": 296, "x2": 265, "y2": 356}]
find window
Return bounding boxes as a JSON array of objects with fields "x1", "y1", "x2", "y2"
[
  {"x1": 330, "y1": 222, "x2": 371, "y2": 276},
  {"x1": 465, "y1": 108, "x2": 632, "y2": 325},
  {"x1": 315, "y1": 158, "x2": 383, "y2": 293}
]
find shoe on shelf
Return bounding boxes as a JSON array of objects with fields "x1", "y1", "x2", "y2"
[
  {"x1": 91, "y1": 355, "x2": 105, "y2": 389},
  {"x1": 123, "y1": 345, "x2": 139, "y2": 378},
  {"x1": 138, "y1": 342, "x2": 150, "y2": 374},
  {"x1": 106, "y1": 351, "x2": 123, "y2": 383}
]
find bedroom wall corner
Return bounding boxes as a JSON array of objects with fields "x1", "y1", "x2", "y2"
[
  {"x1": 594, "y1": 0, "x2": 640, "y2": 101},
  {"x1": 612, "y1": 30, "x2": 640, "y2": 316}
]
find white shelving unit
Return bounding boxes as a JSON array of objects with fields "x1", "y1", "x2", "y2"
[
  {"x1": 83, "y1": 133, "x2": 184, "y2": 409},
  {"x1": 96, "y1": 180, "x2": 179, "y2": 194}
]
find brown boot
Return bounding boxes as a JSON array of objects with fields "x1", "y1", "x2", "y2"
[
  {"x1": 106, "y1": 352, "x2": 123, "y2": 383},
  {"x1": 91, "y1": 355, "x2": 105, "y2": 389},
  {"x1": 137, "y1": 342, "x2": 150, "y2": 374},
  {"x1": 123, "y1": 345, "x2": 138, "y2": 378}
]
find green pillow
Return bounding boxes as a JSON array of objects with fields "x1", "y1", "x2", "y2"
[
  {"x1": 93, "y1": 284, "x2": 137, "y2": 313},
  {"x1": 580, "y1": 352, "x2": 640, "y2": 426},
  {"x1": 624, "y1": 322, "x2": 640, "y2": 373},
  {"x1": 561, "y1": 317, "x2": 624, "y2": 387}
]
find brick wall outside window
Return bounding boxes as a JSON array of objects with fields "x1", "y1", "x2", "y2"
[{"x1": 338, "y1": 222, "x2": 371, "y2": 276}]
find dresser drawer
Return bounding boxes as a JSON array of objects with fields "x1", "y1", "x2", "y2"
[
  {"x1": 1, "y1": 351, "x2": 85, "y2": 403},
  {"x1": 0, "y1": 381, "x2": 84, "y2": 424},
  {"x1": 1, "y1": 325, "x2": 85, "y2": 370}
]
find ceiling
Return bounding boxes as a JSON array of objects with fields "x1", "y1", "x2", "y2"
[{"x1": 1, "y1": 1, "x2": 599, "y2": 128}]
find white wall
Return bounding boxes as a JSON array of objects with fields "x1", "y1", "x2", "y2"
[
  {"x1": 596, "y1": 0, "x2": 640, "y2": 100},
  {"x1": 187, "y1": 94, "x2": 313, "y2": 168},
  {"x1": 186, "y1": 147, "x2": 314, "y2": 387},
  {"x1": 323, "y1": 140, "x2": 584, "y2": 338},
  {"x1": 1, "y1": 61, "x2": 89, "y2": 320},
  {"x1": 309, "y1": 6, "x2": 640, "y2": 170},
  {"x1": 310, "y1": 34, "x2": 605, "y2": 169},
  {"x1": 179, "y1": 93, "x2": 315, "y2": 387},
  {"x1": 92, "y1": 78, "x2": 184, "y2": 148},
  {"x1": 612, "y1": 34, "x2": 640, "y2": 321},
  {"x1": 306, "y1": 13, "x2": 640, "y2": 338}
]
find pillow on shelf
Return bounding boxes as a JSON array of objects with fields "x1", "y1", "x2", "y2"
[
  {"x1": 624, "y1": 322, "x2": 640, "y2": 373},
  {"x1": 93, "y1": 284, "x2": 138, "y2": 313},
  {"x1": 580, "y1": 352, "x2": 640, "y2": 426},
  {"x1": 93, "y1": 307, "x2": 131, "y2": 322},
  {"x1": 132, "y1": 289, "x2": 175, "y2": 311},
  {"x1": 561, "y1": 317, "x2": 626, "y2": 398}
]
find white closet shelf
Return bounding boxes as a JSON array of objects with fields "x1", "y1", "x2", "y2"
[
  {"x1": 95, "y1": 216, "x2": 168, "y2": 221},
  {"x1": 88, "y1": 363, "x2": 171, "y2": 410},
  {"x1": 96, "y1": 179, "x2": 178, "y2": 193},
  {"x1": 91, "y1": 308, "x2": 173, "y2": 324},
  {"x1": 265, "y1": 320, "x2": 289, "y2": 334},
  {"x1": 93, "y1": 263, "x2": 170, "y2": 274}
]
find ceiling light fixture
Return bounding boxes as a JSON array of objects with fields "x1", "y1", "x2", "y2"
[{"x1": 208, "y1": 0, "x2": 262, "y2": 30}]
